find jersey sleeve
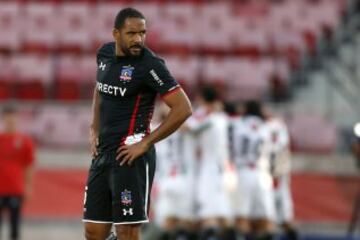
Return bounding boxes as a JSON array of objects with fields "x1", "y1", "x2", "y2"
[
  {"x1": 146, "y1": 58, "x2": 180, "y2": 96},
  {"x1": 96, "y1": 42, "x2": 115, "y2": 69}
]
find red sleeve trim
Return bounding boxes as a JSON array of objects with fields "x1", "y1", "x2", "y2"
[
  {"x1": 127, "y1": 94, "x2": 142, "y2": 136},
  {"x1": 160, "y1": 86, "x2": 181, "y2": 99}
]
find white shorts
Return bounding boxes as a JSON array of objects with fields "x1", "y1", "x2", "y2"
[
  {"x1": 233, "y1": 167, "x2": 275, "y2": 220},
  {"x1": 274, "y1": 174, "x2": 294, "y2": 223},
  {"x1": 154, "y1": 175, "x2": 195, "y2": 225},
  {"x1": 196, "y1": 168, "x2": 232, "y2": 219}
]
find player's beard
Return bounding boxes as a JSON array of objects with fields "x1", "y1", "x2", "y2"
[{"x1": 123, "y1": 44, "x2": 143, "y2": 57}]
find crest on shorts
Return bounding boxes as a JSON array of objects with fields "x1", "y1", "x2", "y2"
[
  {"x1": 121, "y1": 189, "x2": 132, "y2": 206},
  {"x1": 119, "y1": 66, "x2": 134, "y2": 82}
]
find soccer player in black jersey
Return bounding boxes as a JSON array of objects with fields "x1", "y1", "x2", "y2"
[{"x1": 83, "y1": 8, "x2": 192, "y2": 240}]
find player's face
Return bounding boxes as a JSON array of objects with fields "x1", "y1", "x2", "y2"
[
  {"x1": 2, "y1": 113, "x2": 17, "y2": 132},
  {"x1": 113, "y1": 17, "x2": 146, "y2": 57}
]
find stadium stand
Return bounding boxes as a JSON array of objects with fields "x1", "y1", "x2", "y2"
[
  {"x1": 0, "y1": 0, "x2": 348, "y2": 154},
  {"x1": 0, "y1": 0, "x2": 346, "y2": 101},
  {"x1": 287, "y1": 114, "x2": 338, "y2": 153}
]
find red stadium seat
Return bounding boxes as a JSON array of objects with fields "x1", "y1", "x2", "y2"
[
  {"x1": 55, "y1": 54, "x2": 82, "y2": 100},
  {"x1": 161, "y1": 54, "x2": 200, "y2": 97},
  {"x1": 0, "y1": 82, "x2": 12, "y2": 100},
  {"x1": 54, "y1": 81, "x2": 80, "y2": 101},
  {"x1": 0, "y1": 2, "x2": 21, "y2": 52},
  {"x1": 0, "y1": 1, "x2": 347, "y2": 103},
  {"x1": 0, "y1": 54, "x2": 16, "y2": 83},
  {"x1": 79, "y1": 55, "x2": 97, "y2": 99},
  {"x1": 55, "y1": 54, "x2": 96, "y2": 100},
  {"x1": 132, "y1": 3, "x2": 166, "y2": 52},
  {"x1": 57, "y1": 3, "x2": 92, "y2": 53},
  {"x1": 199, "y1": 3, "x2": 233, "y2": 54},
  {"x1": 15, "y1": 82, "x2": 46, "y2": 100},
  {"x1": 287, "y1": 114, "x2": 337, "y2": 153},
  {"x1": 232, "y1": 17, "x2": 268, "y2": 57},
  {"x1": 160, "y1": 3, "x2": 197, "y2": 54},
  {"x1": 225, "y1": 58, "x2": 267, "y2": 101},
  {"x1": 29, "y1": 106, "x2": 91, "y2": 148},
  {"x1": 23, "y1": 3, "x2": 56, "y2": 52},
  {"x1": 93, "y1": 3, "x2": 125, "y2": 51},
  {"x1": 0, "y1": 54, "x2": 14, "y2": 99},
  {"x1": 12, "y1": 54, "x2": 52, "y2": 100}
]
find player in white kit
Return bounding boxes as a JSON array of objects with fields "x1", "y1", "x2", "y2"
[
  {"x1": 153, "y1": 103, "x2": 198, "y2": 240},
  {"x1": 185, "y1": 87, "x2": 233, "y2": 240},
  {"x1": 267, "y1": 117, "x2": 299, "y2": 240},
  {"x1": 229, "y1": 101, "x2": 275, "y2": 240}
]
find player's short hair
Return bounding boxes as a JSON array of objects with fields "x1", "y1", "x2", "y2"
[
  {"x1": 200, "y1": 86, "x2": 218, "y2": 103},
  {"x1": 224, "y1": 102, "x2": 237, "y2": 116},
  {"x1": 114, "y1": 8, "x2": 145, "y2": 29},
  {"x1": 244, "y1": 100, "x2": 264, "y2": 119}
]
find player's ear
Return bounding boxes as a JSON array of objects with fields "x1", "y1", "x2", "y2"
[{"x1": 112, "y1": 28, "x2": 120, "y2": 40}]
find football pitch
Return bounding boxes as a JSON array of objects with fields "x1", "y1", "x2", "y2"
[{"x1": 0, "y1": 220, "x2": 358, "y2": 240}]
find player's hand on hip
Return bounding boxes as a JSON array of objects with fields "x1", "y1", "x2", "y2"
[
  {"x1": 89, "y1": 129, "x2": 99, "y2": 157},
  {"x1": 116, "y1": 141, "x2": 149, "y2": 166}
]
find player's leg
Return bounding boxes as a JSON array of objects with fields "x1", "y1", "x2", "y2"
[
  {"x1": 8, "y1": 196, "x2": 22, "y2": 240},
  {"x1": 198, "y1": 218, "x2": 217, "y2": 240},
  {"x1": 197, "y1": 170, "x2": 233, "y2": 240},
  {"x1": 84, "y1": 222, "x2": 112, "y2": 240},
  {"x1": 233, "y1": 169, "x2": 254, "y2": 239},
  {"x1": 177, "y1": 219, "x2": 198, "y2": 240},
  {"x1": 155, "y1": 176, "x2": 183, "y2": 240},
  {"x1": 171, "y1": 176, "x2": 196, "y2": 240},
  {"x1": 251, "y1": 171, "x2": 276, "y2": 240},
  {"x1": 105, "y1": 232, "x2": 117, "y2": 240},
  {"x1": 235, "y1": 217, "x2": 252, "y2": 239},
  {"x1": 252, "y1": 219, "x2": 275, "y2": 240},
  {"x1": 0, "y1": 197, "x2": 4, "y2": 239},
  {"x1": 281, "y1": 222, "x2": 299, "y2": 240},
  {"x1": 115, "y1": 224, "x2": 141, "y2": 240},
  {"x1": 278, "y1": 175, "x2": 299, "y2": 240},
  {"x1": 83, "y1": 154, "x2": 114, "y2": 240},
  {"x1": 219, "y1": 217, "x2": 237, "y2": 240},
  {"x1": 160, "y1": 217, "x2": 179, "y2": 240},
  {"x1": 111, "y1": 148, "x2": 156, "y2": 240},
  {"x1": 198, "y1": 203, "x2": 224, "y2": 240}
]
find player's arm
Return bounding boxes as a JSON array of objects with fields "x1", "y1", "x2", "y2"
[
  {"x1": 90, "y1": 86, "x2": 100, "y2": 157},
  {"x1": 144, "y1": 88, "x2": 192, "y2": 146},
  {"x1": 24, "y1": 166, "x2": 34, "y2": 199},
  {"x1": 24, "y1": 138, "x2": 35, "y2": 200},
  {"x1": 183, "y1": 115, "x2": 211, "y2": 134},
  {"x1": 117, "y1": 88, "x2": 192, "y2": 165}
]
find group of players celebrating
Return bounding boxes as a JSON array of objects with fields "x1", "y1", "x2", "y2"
[{"x1": 152, "y1": 86, "x2": 299, "y2": 240}]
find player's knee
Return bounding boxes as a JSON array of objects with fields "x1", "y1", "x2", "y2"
[
  {"x1": 115, "y1": 224, "x2": 141, "y2": 239},
  {"x1": 84, "y1": 230, "x2": 100, "y2": 240},
  {"x1": 235, "y1": 218, "x2": 251, "y2": 233},
  {"x1": 254, "y1": 219, "x2": 274, "y2": 235},
  {"x1": 84, "y1": 226, "x2": 107, "y2": 240}
]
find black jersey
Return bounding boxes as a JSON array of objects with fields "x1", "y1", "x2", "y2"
[{"x1": 96, "y1": 42, "x2": 180, "y2": 153}]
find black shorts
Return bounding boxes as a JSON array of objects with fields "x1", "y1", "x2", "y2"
[{"x1": 83, "y1": 147, "x2": 156, "y2": 225}]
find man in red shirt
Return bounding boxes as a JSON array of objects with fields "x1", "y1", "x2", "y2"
[{"x1": 0, "y1": 105, "x2": 35, "y2": 240}]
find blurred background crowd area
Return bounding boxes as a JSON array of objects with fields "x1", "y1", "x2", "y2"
[
  {"x1": 0, "y1": 0, "x2": 359, "y2": 152},
  {"x1": 0, "y1": 0, "x2": 359, "y2": 239}
]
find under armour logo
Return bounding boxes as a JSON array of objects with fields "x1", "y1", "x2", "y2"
[
  {"x1": 99, "y1": 62, "x2": 106, "y2": 71},
  {"x1": 122, "y1": 208, "x2": 133, "y2": 216}
]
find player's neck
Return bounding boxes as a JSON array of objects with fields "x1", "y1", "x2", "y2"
[{"x1": 115, "y1": 45, "x2": 125, "y2": 57}]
